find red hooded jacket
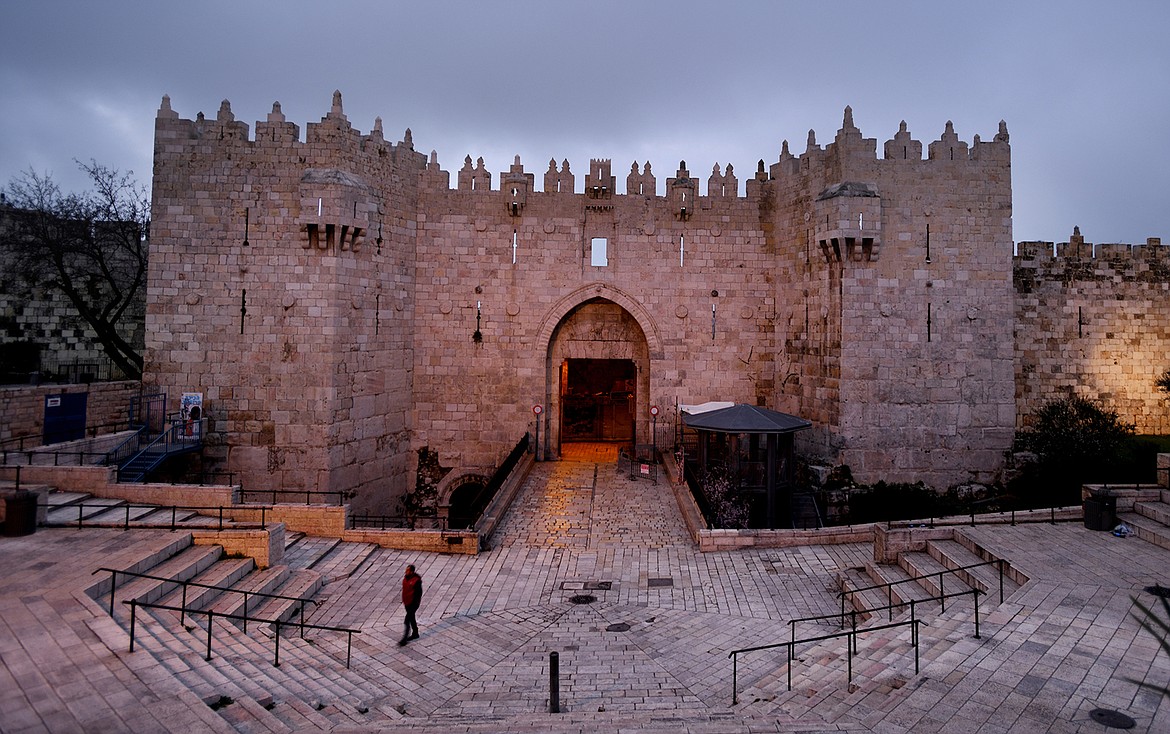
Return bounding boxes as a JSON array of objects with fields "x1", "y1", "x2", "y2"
[{"x1": 402, "y1": 569, "x2": 423, "y2": 610}]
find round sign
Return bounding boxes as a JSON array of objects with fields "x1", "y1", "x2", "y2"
[
  {"x1": 650, "y1": 405, "x2": 659, "y2": 416},
  {"x1": 533, "y1": 404, "x2": 543, "y2": 415}
]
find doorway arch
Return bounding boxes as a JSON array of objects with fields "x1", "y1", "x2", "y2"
[{"x1": 543, "y1": 291, "x2": 656, "y2": 459}]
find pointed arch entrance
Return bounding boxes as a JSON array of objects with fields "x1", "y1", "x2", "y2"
[{"x1": 544, "y1": 296, "x2": 654, "y2": 459}]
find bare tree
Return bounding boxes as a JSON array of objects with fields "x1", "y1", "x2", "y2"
[{"x1": 3, "y1": 161, "x2": 148, "y2": 379}]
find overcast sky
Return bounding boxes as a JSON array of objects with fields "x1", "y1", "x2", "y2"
[{"x1": 1, "y1": 1, "x2": 1166, "y2": 245}]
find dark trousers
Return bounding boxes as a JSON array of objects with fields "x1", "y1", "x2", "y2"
[{"x1": 403, "y1": 605, "x2": 419, "y2": 640}]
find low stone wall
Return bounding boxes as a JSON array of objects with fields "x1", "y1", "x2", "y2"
[
  {"x1": 191, "y1": 523, "x2": 284, "y2": 568},
  {"x1": 11, "y1": 465, "x2": 116, "y2": 494},
  {"x1": 477, "y1": 453, "x2": 534, "y2": 550},
  {"x1": 225, "y1": 504, "x2": 347, "y2": 538},
  {"x1": 342, "y1": 527, "x2": 480, "y2": 555},
  {"x1": 698, "y1": 524, "x2": 876, "y2": 552},
  {"x1": 0, "y1": 381, "x2": 142, "y2": 443},
  {"x1": 87, "y1": 481, "x2": 238, "y2": 508}
]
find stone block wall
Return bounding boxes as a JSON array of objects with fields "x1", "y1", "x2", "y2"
[
  {"x1": 767, "y1": 112, "x2": 1015, "y2": 486},
  {"x1": 0, "y1": 381, "x2": 143, "y2": 443},
  {"x1": 145, "y1": 95, "x2": 1023, "y2": 505},
  {"x1": 1015, "y1": 237, "x2": 1170, "y2": 434},
  {"x1": 145, "y1": 94, "x2": 422, "y2": 514}
]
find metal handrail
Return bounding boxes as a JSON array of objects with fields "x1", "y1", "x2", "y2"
[
  {"x1": 94, "y1": 566, "x2": 316, "y2": 627},
  {"x1": 105, "y1": 425, "x2": 147, "y2": 468},
  {"x1": 728, "y1": 587, "x2": 983, "y2": 703},
  {"x1": 239, "y1": 489, "x2": 346, "y2": 506},
  {"x1": 838, "y1": 558, "x2": 1006, "y2": 621},
  {"x1": 43, "y1": 502, "x2": 267, "y2": 532},
  {"x1": 349, "y1": 512, "x2": 449, "y2": 531},
  {"x1": 125, "y1": 599, "x2": 360, "y2": 668},
  {"x1": 1, "y1": 448, "x2": 111, "y2": 466}
]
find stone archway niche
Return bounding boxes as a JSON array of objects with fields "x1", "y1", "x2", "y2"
[{"x1": 545, "y1": 298, "x2": 652, "y2": 459}]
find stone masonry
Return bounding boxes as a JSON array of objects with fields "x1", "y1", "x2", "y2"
[{"x1": 148, "y1": 91, "x2": 1156, "y2": 515}]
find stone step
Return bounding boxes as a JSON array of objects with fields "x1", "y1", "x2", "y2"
[
  {"x1": 155, "y1": 558, "x2": 257, "y2": 614},
  {"x1": 1117, "y1": 509, "x2": 1170, "y2": 551},
  {"x1": 283, "y1": 531, "x2": 305, "y2": 549},
  {"x1": 43, "y1": 490, "x2": 90, "y2": 507},
  {"x1": 45, "y1": 496, "x2": 126, "y2": 524},
  {"x1": 1134, "y1": 499, "x2": 1170, "y2": 526},
  {"x1": 898, "y1": 550, "x2": 978, "y2": 602},
  {"x1": 926, "y1": 538, "x2": 1019, "y2": 603},
  {"x1": 238, "y1": 568, "x2": 325, "y2": 629},
  {"x1": 212, "y1": 694, "x2": 291, "y2": 734},
  {"x1": 284, "y1": 536, "x2": 342, "y2": 570},
  {"x1": 171, "y1": 613, "x2": 383, "y2": 726},
  {"x1": 836, "y1": 566, "x2": 881, "y2": 622},
  {"x1": 266, "y1": 694, "x2": 339, "y2": 732},
  {"x1": 107, "y1": 545, "x2": 224, "y2": 621},
  {"x1": 206, "y1": 566, "x2": 295, "y2": 621},
  {"x1": 311, "y1": 541, "x2": 379, "y2": 583}
]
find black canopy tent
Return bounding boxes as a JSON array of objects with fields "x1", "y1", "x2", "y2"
[{"x1": 681, "y1": 404, "x2": 812, "y2": 528}]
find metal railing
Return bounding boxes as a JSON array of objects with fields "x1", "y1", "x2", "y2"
[
  {"x1": 94, "y1": 567, "x2": 315, "y2": 631},
  {"x1": 839, "y1": 558, "x2": 1007, "y2": 622},
  {"x1": 348, "y1": 512, "x2": 449, "y2": 531},
  {"x1": 1, "y1": 447, "x2": 112, "y2": 466},
  {"x1": 729, "y1": 587, "x2": 983, "y2": 703},
  {"x1": 44, "y1": 502, "x2": 268, "y2": 531},
  {"x1": 239, "y1": 489, "x2": 346, "y2": 506},
  {"x1": 116, "y1": 419, "x2": 205, "y2": 482},
  {"x1": 0, "y1": 420, "x2": 135, "y2": 452},
  {"x1": 125, "y1": 599, "x2": 359, "y2": 668}
]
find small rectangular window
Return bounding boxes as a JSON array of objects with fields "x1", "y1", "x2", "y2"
[{"x1": 590, "y1": 237, "x2": 608, "y2": 267}]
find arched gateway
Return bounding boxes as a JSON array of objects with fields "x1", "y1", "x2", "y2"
[{"x1": 538, "y1": 286, "x2": 661, "y2": 460}]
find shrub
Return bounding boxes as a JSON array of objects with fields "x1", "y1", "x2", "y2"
[{"x1": 1013, "y1": 396, "x2": 1135, "y2": 503}]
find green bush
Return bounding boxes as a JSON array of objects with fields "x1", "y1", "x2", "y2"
[{"x1": 1013, "y1": 396, "x2": 1136, "y2": 504}]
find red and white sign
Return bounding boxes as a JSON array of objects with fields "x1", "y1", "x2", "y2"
[
  {"x1": 533, "y1": 404, "x2": 543, "y2": 415},
  {"x1": 650, "y1": 405, "x2": 659, "y2": 417}
]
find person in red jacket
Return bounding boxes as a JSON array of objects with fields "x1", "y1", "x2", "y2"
[{"x1": 399, "y1": 564, "x2": 423, "y2": 646}]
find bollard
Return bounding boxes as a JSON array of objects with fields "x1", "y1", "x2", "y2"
[{"x1": 549, "y1": 651, "x2": 560, "y2": 713}]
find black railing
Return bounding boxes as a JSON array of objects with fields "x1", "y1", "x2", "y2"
[
  {"x1": 839, "y1": 558, "x2": 1007, "y2": 622},
  {"x1": 94, "y1": 566, "x2": 315, "y2": 631},
  {"x1": 105, "y1": 425, "x2": 148, "y2": 470},
  {"x1": 44, "y1": 502, "x2": 267, "y2": 531},
  {"x1": 116, "y1": 419, "x2": 205, "y2": 482},
  {"x1": 124, "y1": 599, "x2": 360, "y2": 669},
  {"x1": 729, "y1": 587, "x2": 983, "y2": 703},
  {"x1": 239, "y1": 489, "x2": 346, "y2": 506},
  {"x1": 456, "y1": 432, "x2": 531, "y2": 528},
  {"x1": 349, "y1": 512, "x2": 449, "y2": 531},
  {"x1": 1, "y1": 448, "x2": 112, "y2": 466},
  {"x1": 0, "y1": 420, "x2": 135, "y2": 452}
]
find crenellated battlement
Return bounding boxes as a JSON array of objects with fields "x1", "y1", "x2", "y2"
[
  {"x1": 158, "y1": 94, "x2": 1007, "y2": 202},
  {"x1": 1015, "y1": 227, "x2": 1167, "y2": 264}
]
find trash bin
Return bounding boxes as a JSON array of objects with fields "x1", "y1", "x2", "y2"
[
  {"x1": 1083, "y1": 491, "x2": 1117, "y2": 531},
  {"x1": 3, "y1": 491, "x2": 38, "y2": 537}
]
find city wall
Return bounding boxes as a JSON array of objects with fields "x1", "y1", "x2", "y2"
[
  {"x1": 140, "y1": 91, "x2": 1165, "y2": 511},
  {"x1": 1015, "y1": 232, "x2": 1170, "y2": 434}
]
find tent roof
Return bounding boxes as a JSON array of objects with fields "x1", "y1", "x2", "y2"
[{"x1": 681, "y1": 404, "x2": 812, "y2": 434}]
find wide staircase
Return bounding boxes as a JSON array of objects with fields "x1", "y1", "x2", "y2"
[
  {"x1": 83, "y1": 526, "x2": 385, "y2": 731},
  {"x1": 731, "y1": 528, "x2": 1029, "y2": 724}
]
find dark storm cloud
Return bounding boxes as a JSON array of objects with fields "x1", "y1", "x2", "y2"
[{"x1": 2, "y1": 0, "x2": 1167, "y2": 245}]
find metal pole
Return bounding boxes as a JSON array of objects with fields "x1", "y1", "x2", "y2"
[
  {"x1": 999, "y1": 559, "x2": 1004, "y2": 604},
  {"x1": 549, "y1": 651, "x2": 560, "y2": 713},
  {"x1": 181, "y1": 583, "x2": 188, "y2": 627},
  {"x1": 973, "y1": 591, "x2": 981, "y2": 639},
  {"x1": 274, "y1": 621, "x2": 281, "y2": 667},
  {"x1": 205, "y1": 611, "x2": 214, "y2": 661},
  {"x1": 787, "y1": 641, "x2": 793, "y2": 691},
  {"x1": 109, "y1": 571, "x2": 118, "y2": 616},
  {"x1": 129, "y1": 600, "x2": 137, "y2": 652},
  {"x1": 731, "y1": 652, "x2": 738, "y2": 705}
]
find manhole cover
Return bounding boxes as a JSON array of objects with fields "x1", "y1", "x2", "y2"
[
  {"x1": 1089, "y1": 708, "x2": 1136, "y2": 729},
  {"x1": 648, "y1": 577, "x2": 674, "y2": 588},
  {"x1": 569, "y1": 594, "x2": 596, "y2": 604},
  {"x1": 1144, "y1": 584, "x2": 1170, "y2": 598},
  {"x1": 606, "y1": 622, "x2": 631, "y2": 632}
]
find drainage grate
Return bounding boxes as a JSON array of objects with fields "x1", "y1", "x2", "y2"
[
  {"x1": 570, "y1": 594, "x2": 597, "y2": 604},
  {"x1": 1089, "y1": 708, "x2": 1136, "y2": 729},
  {"x1": 648, "y1": 577, "x2": 674, "y2": 588},
  {"x1": 585, "y1": 581, "x2": 612, "y2": 591},
  {"x1": 606, "y1": 622, "x2": 631, "y2": 632},
  {"x1": 1144, "y1": 584, "x2": 1170, "y2": 599}
]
